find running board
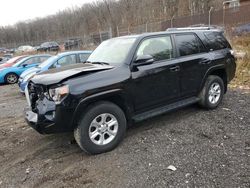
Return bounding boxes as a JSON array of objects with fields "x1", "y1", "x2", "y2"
[{"x1": 133, "y1": 97, "x2": 200, "y2": 122}]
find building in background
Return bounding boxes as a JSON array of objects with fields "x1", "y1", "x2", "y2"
[{"x1": 224, "y1": 0, "x2": 250, "y2": 9}]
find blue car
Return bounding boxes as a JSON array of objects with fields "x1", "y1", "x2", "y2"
[
  {"x1": 0, "y1": 54, "x2": 51, "y2": 84},
  {"x1": 18, "y1": 51, "x2": 92, "y2": 92}
]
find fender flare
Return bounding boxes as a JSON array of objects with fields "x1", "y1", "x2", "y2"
[
  {"x1": 199, "y1": 64, "x2": 227, "y2": 92},
  {"x1": 71, "y1": 89, "x2": 134, "y2": 128}
]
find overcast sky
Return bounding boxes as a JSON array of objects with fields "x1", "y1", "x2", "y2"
[{"x1": 0, "y1": 0, "x2": 97, "y2": 26}]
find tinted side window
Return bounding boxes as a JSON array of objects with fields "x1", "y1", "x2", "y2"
[
  {"x1": 175, "y1": 34, "x2": 206, "y2": 57},
  {"x1": 204, "y1": 32, "x2": 231, "y2": 50},
  {"x1": 136, "y1": 36, "x2": 173, "y2": 61},
  {"x1": 79, "y1": 53, "x2": 91, "y2": 63}
]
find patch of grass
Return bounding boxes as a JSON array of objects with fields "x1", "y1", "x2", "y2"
[
  {"x1": 231, "y1": 58, "x2": 250, "y2": 87},
  {"x1": 230, "y1": 35, "x2": 250, "y2": 88}
]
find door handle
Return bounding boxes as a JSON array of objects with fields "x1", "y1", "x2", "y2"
[
  {"x1": 170, "y1": 65, "x2": 180, "y2": 72},
  {"x1": 199, "y1": 59, "x2": 211, "y2": 65}
]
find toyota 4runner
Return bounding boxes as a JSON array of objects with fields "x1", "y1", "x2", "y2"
[{"x1": 25, "y1": 27, "x2": 236, "y2": 154}]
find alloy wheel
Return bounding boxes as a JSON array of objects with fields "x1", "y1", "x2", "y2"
[
  {"x1": 208, "y1": 82, "x2": 221, "y2": 104},
  {"x1": 88, "y1": 113, "x2": 119, "y2": 146},
  {"x1": 6, "y1": 74, "x2": 18, "y2": 84}
]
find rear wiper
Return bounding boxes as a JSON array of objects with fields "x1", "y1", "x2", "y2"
[{"x1": 86, "y1": 61, "x2": 109, "y2": 65}]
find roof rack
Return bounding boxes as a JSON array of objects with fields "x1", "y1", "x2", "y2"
[{"x1": 166, "y1": 26, "x2": 218, "y2": 31}]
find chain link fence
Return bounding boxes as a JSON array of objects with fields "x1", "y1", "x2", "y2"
[{"x1": 2, "y1": 4, "x2": 250, "y2": 51}]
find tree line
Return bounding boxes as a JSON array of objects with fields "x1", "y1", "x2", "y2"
[{"x1": 0, "y1": 0, "x2": 223, "y2": 47}]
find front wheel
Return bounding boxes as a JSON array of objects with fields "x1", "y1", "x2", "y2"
[
  {"x1": 5, "y1": 73, "x2": 18, "y2": 84},
  {"x1": 199, "y1": 75, "x2": 225, "y2": 109},
  {"x1": 74, "y1": 101, "x2": 127, "y2": 154}
]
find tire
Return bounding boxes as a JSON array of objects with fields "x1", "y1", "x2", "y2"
[
  {"x1": 74, "y1": 101, "x2": 127, "y2": 154},
  {"x1": 5, "y1": 73, "x2": 18, "y2": 84},
  {"x1": 199, "y1": 75, "x2": 225, "y2": 109}
]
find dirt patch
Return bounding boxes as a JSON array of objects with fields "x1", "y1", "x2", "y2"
[{"x1": 0, "y1": 84, "x2": 249, "y2": 187}]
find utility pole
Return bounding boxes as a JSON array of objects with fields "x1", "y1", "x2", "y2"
[
  {"x1": 209, "y1": 7, "x2": 214, "y2": 27},
  {"x1": 171, "y1": 15, "x2": 175, "y2": 28},
  {"x1": 223, "y1": 0, "x2": 238, "y2": 26}
]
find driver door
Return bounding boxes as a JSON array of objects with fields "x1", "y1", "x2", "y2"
[
  {"x1": 130, "y1": 35, "x2": 181, "y2": 112},
  {"x1": 17, "y1": 57, "x2": 40, "y2": 74}
]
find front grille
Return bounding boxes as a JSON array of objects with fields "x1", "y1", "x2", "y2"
[{"x1": 28, "y1": 82, "x2": 45, "y2": 111}]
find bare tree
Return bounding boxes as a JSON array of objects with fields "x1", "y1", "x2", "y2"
[{"x1": 0, "y1": 0, "x2": 224, "y2": 48}]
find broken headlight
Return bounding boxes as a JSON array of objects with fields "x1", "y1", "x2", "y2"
[{"x1": 49, "y1": 85, "x2": 69, "y2": 104}]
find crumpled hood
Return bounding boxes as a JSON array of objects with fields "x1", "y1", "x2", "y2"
[{"x1": 31, "y1": 63, "x2": 114, "y2": 85}]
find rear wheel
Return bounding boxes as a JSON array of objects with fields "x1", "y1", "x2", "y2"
[
  {"x1": 5, "y1": 73, "x2": 18, "y2": 84},
  {"x1": 74, "y1": 101, "x2": 127, "y2": 154},
  {"x1": 199, "y1": 75, "x2": 225, "y2": 109}
]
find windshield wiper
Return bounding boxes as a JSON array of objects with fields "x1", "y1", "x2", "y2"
[{"x1": 86, "y1": 61, "x2": 109, "y2": 65}]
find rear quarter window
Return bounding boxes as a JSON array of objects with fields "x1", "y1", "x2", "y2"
[
  {"x1": 175, "y1": 34, "x2": 206, "y2": 57},
  {"x1": 204, "y1": 32, "x2": 231, "y2": 50}
]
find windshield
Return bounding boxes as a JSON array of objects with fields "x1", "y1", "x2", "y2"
[
  {"x1": 87, "y1": 37, "x2": 136, "y2": 64},
  {"x1": 38, "y1": 56, "x2": 57, "y2": 68}
]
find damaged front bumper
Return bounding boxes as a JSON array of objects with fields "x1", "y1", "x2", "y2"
[
  {"x1": 24, "y1": 96, "x2": 57, "y2": 134},
  {"x1": 24, "y1": 87, "x2": 74, "y2": 134},
  {"x1": 25, "y1": 107, "x2": 55, "y2": 134}
]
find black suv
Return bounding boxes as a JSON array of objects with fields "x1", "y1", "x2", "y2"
[{"x1": 25, "y1": 28, "x2": 236, "y2": 154}]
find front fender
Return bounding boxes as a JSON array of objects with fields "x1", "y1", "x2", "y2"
[
  {"x1": 5, "y1": 67, "x2": 22, "y2": 77},
  {"x1": 71, "y1": 89, "x2": 133, "y2": 128},
  {"x1": 0, "y1": 73, "x2": 5, "y2": 83},
  {"x1": 0, "y1": 69, "x2": 13, "y2": 82}
]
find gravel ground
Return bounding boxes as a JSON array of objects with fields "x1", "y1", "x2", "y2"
[{"x1": 0, "y1": 84, "x2": 249, "y2": 188}]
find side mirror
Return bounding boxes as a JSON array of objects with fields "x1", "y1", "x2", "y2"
[
  {"x1": 22, "y1": 64, "x2": 28, "y2": 67},
  {"x1": 134, "y1": 55, "x2": 154, "y2": 66}
]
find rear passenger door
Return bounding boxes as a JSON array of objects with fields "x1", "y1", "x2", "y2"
[{"x1": 174, "y1": 33, "x2": 210, "y2": 97}]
